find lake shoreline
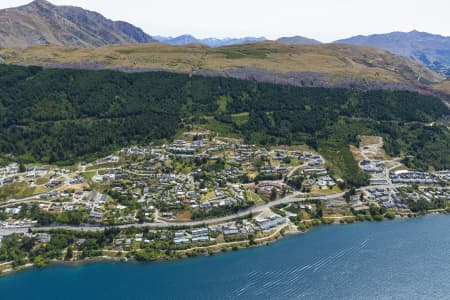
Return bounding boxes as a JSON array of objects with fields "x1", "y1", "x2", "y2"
[
  {"x1": 4, "y1": 213, "x2": 450, "y2": 299},
  {"x1": 1, "y1": 210, "x2": 445, "y2": 278}
]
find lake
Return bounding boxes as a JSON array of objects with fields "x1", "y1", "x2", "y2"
[{"x1": 1, "y1": 215, "x2": 450, "y2": 299}]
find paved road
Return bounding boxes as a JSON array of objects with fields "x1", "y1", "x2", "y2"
[
  {"x1": 8, "y1": 192, "x2": 344, "y2": 233},
  {"x1": 0, "y1": 183, "x2": 406, "y2": 235},
  {"x1": 0, "y1": 227, "x2": 29, "y2": 236},
  {"x1": 1, "y1": 173, "x2": 72, "y2": 208}
]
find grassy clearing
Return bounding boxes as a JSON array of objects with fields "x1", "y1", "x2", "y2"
[
  {"x1": 35, "y1": 177, "x2": 49, "y2": 185},
  {"x1": 86, "y1": 162, "x2": 121, "y2": 171},
  {"x1": 246, "y1": 190, "x2": 264, "y2": 205},
  {"x1": 320, "y1": 144, "x2": 368, "y2": 186},
  {"x1": 359, "y1": 135, "x2": 390, "y2": 160},
  {"x1": 231, "y1": 112, "x2": 249, "y2": 126},
  {"x1": 198, "y1": 118, "x2": 241, "y2": 139},
  {"x1": 310, "y1": 185, "x2": 342, "y2": 196},
  {"x1": 201, "y1": 191, "x2": 216, "y2": 202},
  {"x1": 216, "y1": 96, "x2": 229, "y2": 114},
  {"x1": 349, "y1": 145, "x2": 364, "y2": 162},
  {"x1": 82, "y1": 171, "x2": 96, "y2": 181},
  {"x1": 0, "y1": 182, "x2": 44, "y2": 202},
  {"x1": 360, "y1": 135, "x2": 382, "y2": 145},
  {"x1": 176, "y1": 210, "x2": 192, "y2": 221}
]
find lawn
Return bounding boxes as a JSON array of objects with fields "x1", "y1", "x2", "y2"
[
  {"x1": 0, "y1": 182, "x2": 45, "y2": 202},
  {"x1": 246, "y1": 190, "x2": 264, "y2": 205}
]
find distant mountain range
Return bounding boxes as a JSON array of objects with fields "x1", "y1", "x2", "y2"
[
  {"x1": 0, "y1": 1, "x2": 320, "y2": 49},
  {"x1": 0, "y1": 0, "x2": 154, "y2": 48},
  {"x1": 153, "y1": 35, "x2": 267, "y2": 47},
  {"x1": 336, "y1": 31, "x2": 450, "y2": 76},
  {"x1": 1, "y1": 0, "x2": 450, "y2": 79},
  {"x1": 153, "y1": 35, "x2": 325, "y2": 47}
]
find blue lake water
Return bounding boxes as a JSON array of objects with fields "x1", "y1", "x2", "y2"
[{"x1": 1, "y1": 215, "x2": 450, "y2": 299}]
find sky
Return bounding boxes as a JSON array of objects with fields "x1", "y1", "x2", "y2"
[{"x1": 0, "y1": 0, "x2": 449, "y2": 42}]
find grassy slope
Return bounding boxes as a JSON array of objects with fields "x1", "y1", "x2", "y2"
[{"x1": 0, "y1": 41, "x2": 443, "y2": 88}]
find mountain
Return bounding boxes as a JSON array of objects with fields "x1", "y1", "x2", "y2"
[
  {"x1": 202, "y1": 37, "x2": 266, "y2": 47},
  {"x1": 336, "y1": 31, "x2": 450, "y2": 76},
  {"x1": 154, "y1": 35, "x2": 201, "y2": 46},
  {"x1": 153, "y1": 35, "x2": 266, "y2": 47},
  {"x1": 277, "y1": 36, "x2": 321, "y2": 45},
  {"x1": 0, "y1": 41, "x2": 443, "y2": 94},
  {"x1": 0, "y1": 0, "x2": 154, "y2": 48}
]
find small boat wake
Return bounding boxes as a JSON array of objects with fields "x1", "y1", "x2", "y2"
[{"x1": 227, "y1": 238, "x2": 371, "y2": 299}]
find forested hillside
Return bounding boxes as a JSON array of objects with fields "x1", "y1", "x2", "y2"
[{"x1": 0, "y1": 65, "x2": 448, "y2": 186}]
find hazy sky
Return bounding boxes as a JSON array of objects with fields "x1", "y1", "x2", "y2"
[{"x1": 1, "y1": 0, "x2": 449, "y2": 42}]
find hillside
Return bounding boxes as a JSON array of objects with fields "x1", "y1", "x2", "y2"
[
  {"x1": 0, "y1": 0, "x2": 154, "y2": 48},
  {"x1": 0, "y1": 41, "x2": 443, "y2": 92},
  {"x1": 0, "y1": 65, "x2": 449, "y2": 185},
  {"x1": 336, "y1": 31, "x2": 450, "y2": 76}
]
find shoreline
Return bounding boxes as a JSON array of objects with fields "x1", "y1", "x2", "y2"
[{"x1": 1, "y1": 211, "x2": 446, "y2": 278}]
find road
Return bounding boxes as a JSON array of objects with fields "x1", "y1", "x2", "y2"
[
  {"x1": 1, "y1": 172, "x2": 72, "y2": 207},
  {"x1": 286, "y1": 163, "x2": 307, "y2": 178},
  {"x1": 0, "y1": 227, "x2": 29, "y2": 236},
  {"x1": 0, "y1": 159, "x2": 407, "y2": 236},
  {"x1": 0, "y1": 183, "x2": 407, "y2": 235},
  {"x1": 1, "y1": 191, "x2": 343, "y2": 234}
]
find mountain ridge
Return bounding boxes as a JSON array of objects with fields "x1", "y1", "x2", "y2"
[
  {"x1": 336, "y1": 30, "x2": 450, "y2": 76},
  {"x1": 0, "y1": 1, "x2": 449, "y2": 96},
  {"x1": 277, "y1": 36, "x2": 321, "y2": 45},
  {"x1": 0, "y1": 0, "x2": 154, "y2": 48},
  {"x1": 2, "y1": 0, "x2": 450, "y2": 78}
]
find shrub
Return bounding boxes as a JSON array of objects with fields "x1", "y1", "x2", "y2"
[{"x1": 373, "y1": 214, "x2": 384, "y2": 221}]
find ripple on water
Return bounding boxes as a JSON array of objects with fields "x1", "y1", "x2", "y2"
[{"x1": 1, "y1": 216, "x2": 450, "y2": 300}]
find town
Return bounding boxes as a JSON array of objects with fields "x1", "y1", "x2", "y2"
[{"x1": 0, "y1": 132, "x2": 449, "y2": 273}]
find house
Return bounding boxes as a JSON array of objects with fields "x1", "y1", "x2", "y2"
[
  {"x1": 37, "y1": 233, "x2": 51, "y2": 243},
  {"x1": 191, "y1": 227, "x2": 209, "y2": 236},
  {"x1": 255, "y1": 215, "x2": 286, "y2": 231},
  {"x1": 192, "y1": 236, "x2": 209, "y2": 243},
  {"x1": 76, "y1": 239, "x2": 86, "y2": 246},
  {"x1": 174, "y1": 238, "x2": 190, "y2": 245},
  {"x1": 223, "y1": 228, "x2": 239, "y2": 236},
  {"x1": 303, "y1": 168, "x2": 328, "y2": 175},
  {"x1": 5, "y1": 207, "x2": 21, "y2": 214},
  {"x1": 174, "y1": 231, "x2": 186, "y2": 238},
  {"x1": 90, "y1": 211, "x2": 104, "y2": 219}
]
